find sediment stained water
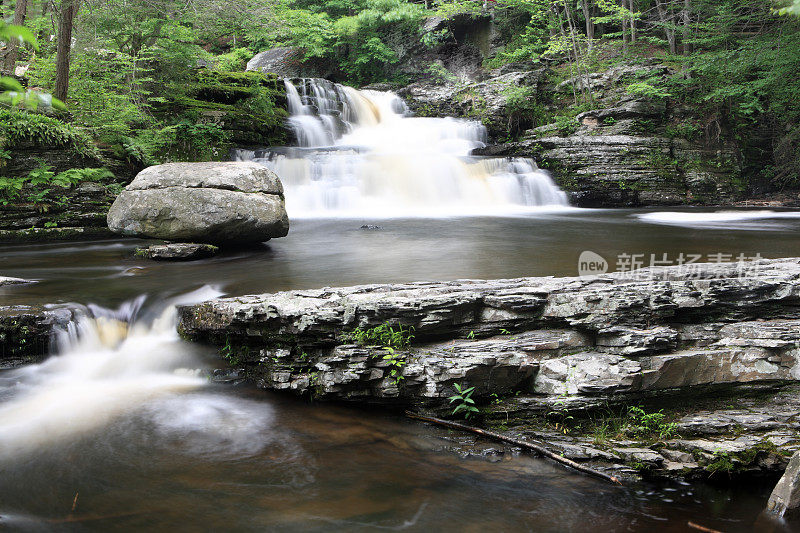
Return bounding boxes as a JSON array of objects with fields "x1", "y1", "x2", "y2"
[{"x1": 2, "y1": 209, "x2": 800, "y2": 530}]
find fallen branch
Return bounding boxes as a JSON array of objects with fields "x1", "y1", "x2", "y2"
[
  {"x1": 688, "y1": 522, "x2": 723, "y2": 533},
  {"x1": 406, "y1": 411, "x2": 622, "y2": 485}
]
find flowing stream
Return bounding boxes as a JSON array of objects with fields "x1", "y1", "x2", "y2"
[
  {"x1": 3, "y1": 78, "x2": 800, "y2": 530},
  {"x1": 236, "y1": 79, "x2": 568, "y2": 217},
  {"x1": 3, "y1": 211, "x2": 800, "y2": 530}
]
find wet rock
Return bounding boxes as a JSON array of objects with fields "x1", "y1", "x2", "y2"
[
  {"x1": 399, "y1": 68, "x2": 549, "y2": 139},
  {"x1": 0, "y1": 181, "x2": 118, "y2": 243},
  {"x1": 768, "y1": 451, "x2": 800, "y2": 517},
  {"x1": 136, "y1": 243, "x2": 219, "y2": 261},
  {"x1": 0, "y1": 305, "x2": 75, "y2": 367},
  {"x1": 179, "y1": 257, "x2": 800, "y2": 406},
  {"x1": 0, "y1": 276, "x2": 32, "y2": 287},
  {"x1": 107, "y1": 162, "x2": 289, "y2": 245}
]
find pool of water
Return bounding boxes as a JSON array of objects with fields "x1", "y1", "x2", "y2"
[
  {"x1": 3, "y1": 208, "x2": 800, "y2": 307},
  {"x1": 2, "y1": 208, "x2": 800, "y2": 531}
]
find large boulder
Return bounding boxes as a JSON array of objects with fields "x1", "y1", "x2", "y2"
[
  {"x1": 107, "y1": 162, "x2": 289, "y2": 244},
  {"x1": 247, "y1": 47, "x2": 305, "y2": 77},
  {"x1": 246, "y1": 47, "x2": 334, "y2": 79}
]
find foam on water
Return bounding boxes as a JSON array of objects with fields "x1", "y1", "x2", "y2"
[
  {"x1": 0, "y1": 286, "x2": 241, "y2": 457},
  {"x1": 637, "y1": 210, "x2": 800, "y2": 229}
]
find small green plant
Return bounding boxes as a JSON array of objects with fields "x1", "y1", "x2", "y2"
[
  {"x1": 420, "y1": 28, "x2": 453, "y2": 48},
  {"x1": 344, "y1": 323, "x2": 414, "y2": 348},
  {"x1": 627, "y1": 406, "x2": 677, "y2": 440},
  {"x1": 382, "y1": 347, "x2": 406, "y2": 384},
  {"x1": 426, "y1": 62, "x2": 457, "y2": 84},
  {"x1": 554, "y1": 115, "x2": 579, "y2": 136},
  {"x1": 466, "y1": 330, "x2": 476, "y2": 340},
  {"x1": 449, "y1": 383, "x2": 479, "y2": 420},
  {"x1": 220, "y1": 336, "x2": 241, "y2": 366},
  {"x1": 705, "y1": 450, "x2": 735, "y2": 476},
  {"x1": 547, "y1": 396, "x2": 574, "y2": 434}
]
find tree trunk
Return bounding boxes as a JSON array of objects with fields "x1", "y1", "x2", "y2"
[
  {"x1": 628, "y1": 0, "x2": 636, "y2": 44},
  {"x1": 655, "y1": 0, "x2": 677, "y2": 54},
  {"x1": 4, "y1": 0, "x2": 28, "y2": 74},
  {"x1": 581, "y1": 0, "x2": 594, "y2": 49},
  {"x1": 621, "y1": 0, "x2": 629, "y2": 53},
  {"x1": 682, "y1": 0, "x2": 692, "y2": 54},
  {"x1": 54, "y1": 0, "x2": 76, "y2": 102}
]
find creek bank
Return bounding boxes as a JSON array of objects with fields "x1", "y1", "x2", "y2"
[
  {"x1": 0, "y1": 182, "x2": 119, "y2": 243},
  {"x1": 178, "y1": 257, "x2": 800, "y2": 480}
]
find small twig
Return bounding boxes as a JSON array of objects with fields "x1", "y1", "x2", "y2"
[
  {"x1": 405, "y1": 411, "x2": 622, "y2": 485},
  {"x1": 688, "y1": 521, "x2": 723, "y2": 533},
  {"x1": 71, "y1": 492, "x2": 79, "y2": 513}
]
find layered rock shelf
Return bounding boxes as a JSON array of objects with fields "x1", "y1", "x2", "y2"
[
  {"x1": 178, "y1": 258, "x2": 800, "y2": 406},
  {"x1": 177, "y1": 258, "x2": 800, "y2": 479}
]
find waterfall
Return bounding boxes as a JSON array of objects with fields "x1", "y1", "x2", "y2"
[
  {"x1": 236, "y1": 78, "x2": 569, "y2": 218},
  {"x1": 0, "y1": 287, "x2": 224, "y2": 457}
]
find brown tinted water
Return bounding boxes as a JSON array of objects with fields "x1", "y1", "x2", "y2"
[{"x1": 2, "y1": 208, "x2": 800, "y2": 532}]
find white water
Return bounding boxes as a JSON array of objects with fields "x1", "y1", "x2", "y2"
[
  {"x1": 237, "y1": 78, "x2": 569, "y2": 218},
  {"x1": 637, "y1": 210, "x2": 800, "y2": 229},
  {"x1": 0, "y1": 286, "x2": 277, "y2": 458}
]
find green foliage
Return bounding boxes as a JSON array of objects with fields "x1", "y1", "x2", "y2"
[
  {"x1": 0, "y1": 163, "x2": 115, "y2": 205},
  {"x1": 426, "y1": 62, "x2": 458, "y2": 84},
  {"x1": 449, "y1": 383, "x2": 479, "y2": 420},
  {"x1": 705, "y1": 451, "x2": 735, "y2": 475},
  {"x1": 344, "y1": 323, "x2": 415, "y2": 348},
  {"x1": 138, "y1": 121, "x2": 231, "y2": 163},
  {"x1": 0, "y1": 22, "x2": 61, "y2": 111},
  {"x1": 420, "y1": 28, "x2": 453, "y2": 48},
  {"x1": 381, "y1": 347, "x2": 406, "y2": 384},
  {"x1": 554, "y1": 115, "x2": 579, "y2": 136},
  {"x1": 0, "y1": 110, "x2": 97, "y2": 157},
  {"x1": 502, "y1": 84, "x2": 549, "y2": 134},
  {"x1": 626, "y1": 82, "x2": 672, "y2": 99},
  {"x1": 627, "y1": 406, "x2": 677, "y2": 440},
  {"x1": 213, "y1": 48, "x2": 255, "y2": 72}
]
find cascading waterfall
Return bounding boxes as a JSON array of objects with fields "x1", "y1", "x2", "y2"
[
  {"x1": 0, "y1": 286, "x2": 271, "y2": 458},
  {"x1": 236, "y1": 78, "x2": 569, "y2": 217}
]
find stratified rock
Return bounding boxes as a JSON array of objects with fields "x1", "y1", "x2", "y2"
[
  {"x1": 0, "y1": 305, "x2": 75, "y2": 368},
  {"x1": 399, "y1": 68, "x2": 548, "y2": 139},
  {"x1": 246, "y1": 48, "x2": 337, "y2": 80},
  {"x1": 107, "y1": 162, "x2": 289, "y2": 244},
  {"x1": 135, "y1": 243, "x2": 219, "y2": 261},
  {"x1": 178, "y1": 258, "x2": 800, "y2": 405},
  {"x1": 0, "y1": 276, "x2": 32, "y2": 286},
  {"x1": 0, "y1": 181, "x2": 118, "y2": 243},
  {"x1": 767, "y1": 451, "x2": 800, "y2": 517}
]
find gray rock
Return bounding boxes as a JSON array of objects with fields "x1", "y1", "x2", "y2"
[
  {"x1": 0, "y1": 305, "x2": 76, "y2": 367},
  {"x1": 0, "y1": 276, "x2": 32, "y2": 286},
  {"x1": 136, "y1": 243, "x2": 219, "y2": 261},
  {"x1": 107, "y1": 162, "x2": 289, "y2": 244},
  {"x1": 768, "y1": 451, "x2": 800, "y2": 517},
  {"x1": 399, "y1": 69, "x2": 548, "y2": 139},
  {"x1": 246, "y1": 47, "x2": 307, "y2": 78},
  {"x1": 178, "y1": 257, "x2": 800, "y2": 405}
]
